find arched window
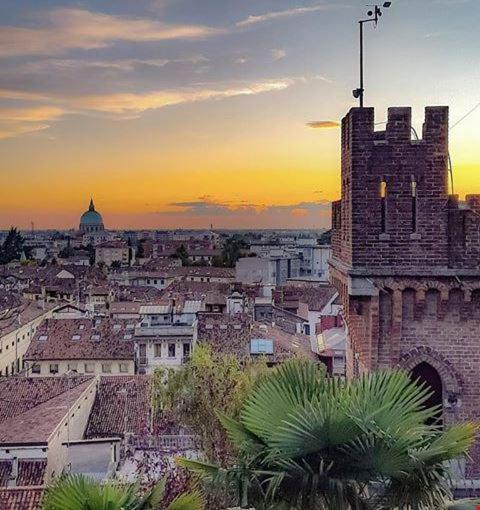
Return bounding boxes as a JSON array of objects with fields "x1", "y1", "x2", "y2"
[
  {"x1": 425, "y1": 289, "x2": 440, "y2": 318},
  {"x1": 402, "y1": 288, "x2": 416, "y2": 321},
  {"x1": 449, "y1": 289, "x2": 464, "y2": 318},
  {"x1": 410, "y1": 362, "x2": 443, "y2": 427}
]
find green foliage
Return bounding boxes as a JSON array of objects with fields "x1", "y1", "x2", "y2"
[
  {"x1": 42, "y1": 474, "x2": 204, "y2": 510},
  {"x1": 318, "y1": 229, "x2": 331, "y2": 245},
  {"x1": 0, "y1": 227, "x2": 25, "y2": 264},
  {"x1": 171, "y1": 244, "x2": 190, "y2": 266},
  {"x1": 136, "y1": 242, "x2": 145, "y2": 259},
  {"x1": 151, "y1": 344, "x2": 268, "y2": 464},
  {"x1": 181, "y1": 359, "x2": 475, "y2": 510},
  {"x1": 220, "y1": 235, "x2": 247, "y2": 267}
]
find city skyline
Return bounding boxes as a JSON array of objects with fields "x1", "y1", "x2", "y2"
[{"x1": 1, "y1": 0, "x2": 479, "y2": 229}]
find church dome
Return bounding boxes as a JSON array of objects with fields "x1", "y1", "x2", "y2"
[{"x1": 79, "y1": 199, "x2": 105, "y2": 233}]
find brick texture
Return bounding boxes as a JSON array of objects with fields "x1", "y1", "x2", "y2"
[{"x1": 330, "y1": 106, "x2": 480, "y2": 478}]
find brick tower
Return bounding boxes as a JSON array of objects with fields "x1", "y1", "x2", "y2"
[{"x1": 330, "y1": 106, "x2": 480, "y2": 478}]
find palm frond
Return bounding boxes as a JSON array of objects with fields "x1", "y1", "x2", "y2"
[{"x1": 167, "y1": 491, "x2": 204, "y2": 510}]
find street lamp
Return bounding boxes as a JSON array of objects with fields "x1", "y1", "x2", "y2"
[{"x1": 353, "y1": 2, "x2": 393, "y2": 107}]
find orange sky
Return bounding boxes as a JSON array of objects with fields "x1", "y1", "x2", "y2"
[{"x1": 0, "y1": 1, "x2": 479, "y2": 229}]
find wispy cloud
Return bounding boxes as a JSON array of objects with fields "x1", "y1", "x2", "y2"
[
  {"x1": 0, "y1": 77, "x2": 297, "y2": 138},
  {"x1": 0, "y1": 122, "x2": 50, "y2": 140},
  {"x1": 307, "y1": 120, "x2": 340, "y2": 129},
  {"x1": 66, "y1": 79, "x2": 295, "y2": 116},
  {"x1": 237, "y1": 3, "x2": 336, "y2": 27},
  {"x1": 17, "y1": 56, "x2": 209, "y2": 74},
  {"x1": 0, "y1": 8, "x2": 220, "y2": 57},
  {"x1": 271, "y1": 49, "x2": 287, "y2": 61},
  {"x1": 0, "y1": 106, "x2": 65, "y2": 122}
]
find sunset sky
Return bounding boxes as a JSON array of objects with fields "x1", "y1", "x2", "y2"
[{"x1": 0, "y1": 0, "x2": 479, "y2": 230}]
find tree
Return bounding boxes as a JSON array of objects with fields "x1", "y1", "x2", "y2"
[
  {"x1": 181, "y1": 360, "x2": 475, "y2": 510},
  {"x1": 220, "y1": 235, "x2": 247, "y2": 268},
  {"x1": 151, "y1": 345, "x2": 267, "y2": 465},
  {"x1": 0, "y1": 227, "x2": 25, "y2": 264},
  {"x1": 318, "y1": 229, "x2": 332, "y2": 245},
  {"x1": 42, "y1": 474, "x2": 204, "y2": 510},
  {"x1": 171, "y1": 244, "x2": 190, "y2": 266},
  {"x1": 137, "y1": 242, "x2": 145, "y2": 259}
]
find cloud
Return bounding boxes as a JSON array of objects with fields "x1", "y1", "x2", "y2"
[
  {"x1": 18, "y1": 56, "x2": 209, "y2": 74},
  {"x1": 164, "y1": 197, "x2": 330, "y2": 216},
  {"x1": 152, "y1": 198, "x2": 331, "y2": 228},
  {"x1": 271, "y1": 49, "x2": 287, "y2": 61},
  {"x1": 0, "y1": 122, "x2": 50, "y2": 140},
  {"x1": 0, "y1": 8, "x2": 220, "y2": 57},
  {"x1": 69, "y1": 78, "x2": 295, "y2": 115},
  {"x1": 307, "y1": 120, "x2": 340, "y2": 129},
  {"x1": 0, "y1": 89, "x2": 50, "y2": 101},
  {"x1": 0, "y1": 106, "x2": 65, "y2": 122},
  {"x1": 0, "y1": 77, "x2": 296, "y2": 138},
  {"x1": 237, "y1": 4, "x2": 336, "y2": 27}
]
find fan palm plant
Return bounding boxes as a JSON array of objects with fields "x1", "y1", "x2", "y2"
[
  {"x1": 180, "y1": 359, "x2": 475, "y2": 510},
  {"x1": 41, "y1": 474, "x2": 204, "y2": 510}
]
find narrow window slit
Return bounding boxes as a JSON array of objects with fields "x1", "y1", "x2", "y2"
[
  {"x1": 411, "y1": 178, "x2": 418, "y2": 233},
  {"x1": 380, "y1": 179, "x2": 387, "y2": 233}
]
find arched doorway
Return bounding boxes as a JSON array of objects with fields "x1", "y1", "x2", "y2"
[{"x1": 410, "y1": 362, "x2": 443, "y2": 427}]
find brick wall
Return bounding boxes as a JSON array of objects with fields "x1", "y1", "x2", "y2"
[{"x1": 330, "y1": 105, "x2": 480, "y2": 479}]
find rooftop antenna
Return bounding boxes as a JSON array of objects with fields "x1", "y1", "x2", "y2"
[{"x1": 353, "y1": 2, "x2": 393, "y2": 107}]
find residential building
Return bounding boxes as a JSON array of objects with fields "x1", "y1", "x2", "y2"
[
  {"x1": 95, "y1": 242, "x2": 132, "y2": 267},
  {"x1": 134, "y1": 301, "x2": 201, "y2": 373},
  {"x1": 24, "y1": 318, "x2": 135, "y2": 376},
  {"x1": 0, "y1": 299, "x2": 56, "y2": 377}
]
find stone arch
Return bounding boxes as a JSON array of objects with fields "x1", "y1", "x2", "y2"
[
  {"x1": 410, "y1": 362, "x2": 443, "y2": 426},
  {"x1": 398, "y1": 347, "x2": 463, "y2": 415}
]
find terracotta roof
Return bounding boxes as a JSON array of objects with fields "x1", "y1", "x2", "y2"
[
  {"x1": 275, "y1": 285, "x2": 337, "y2": 312},
  {"x1": 0, "y1": 378, "x2": 94, "y2": 443},
  {"x1": 0, "y1": 460, "x2": 47, "y2": 487},
  {"x1": 109, "y1": 302, "x2": 142, "y2": 314},
  {"x1": 167, "y1": 267, "x2": 235, "y2": 279},
  {"x1": 196, "y1": 313, "x2": 315, "y2": 361},
  {"x1": 0, "y1": 486, "x2": 43, "y2": 510},
  {"x1": 0, "y1": 301, "x2": 56, "y2": 338},
  {"x1": 25, "y1": 318, "x2": 135, "y2": 361},
  {"x1": 0, "y1": 376, "x2": 93, "y2": 423},
  {"x1": 85, "y1": 376, "x2": 178, "y2": 439}
]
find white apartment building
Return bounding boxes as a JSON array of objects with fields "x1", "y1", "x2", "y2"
[{"x1": 134, "y1": 301, "x2": 201, "y2": 373}]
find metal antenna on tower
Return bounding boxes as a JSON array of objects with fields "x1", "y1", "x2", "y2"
[{"x1": 353, "y1": 2, "x2": 393, "y2": 107}]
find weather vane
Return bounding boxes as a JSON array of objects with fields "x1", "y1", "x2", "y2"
[{"x1": 353, "y1": 2, "x2": 392, "y2": 108}]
